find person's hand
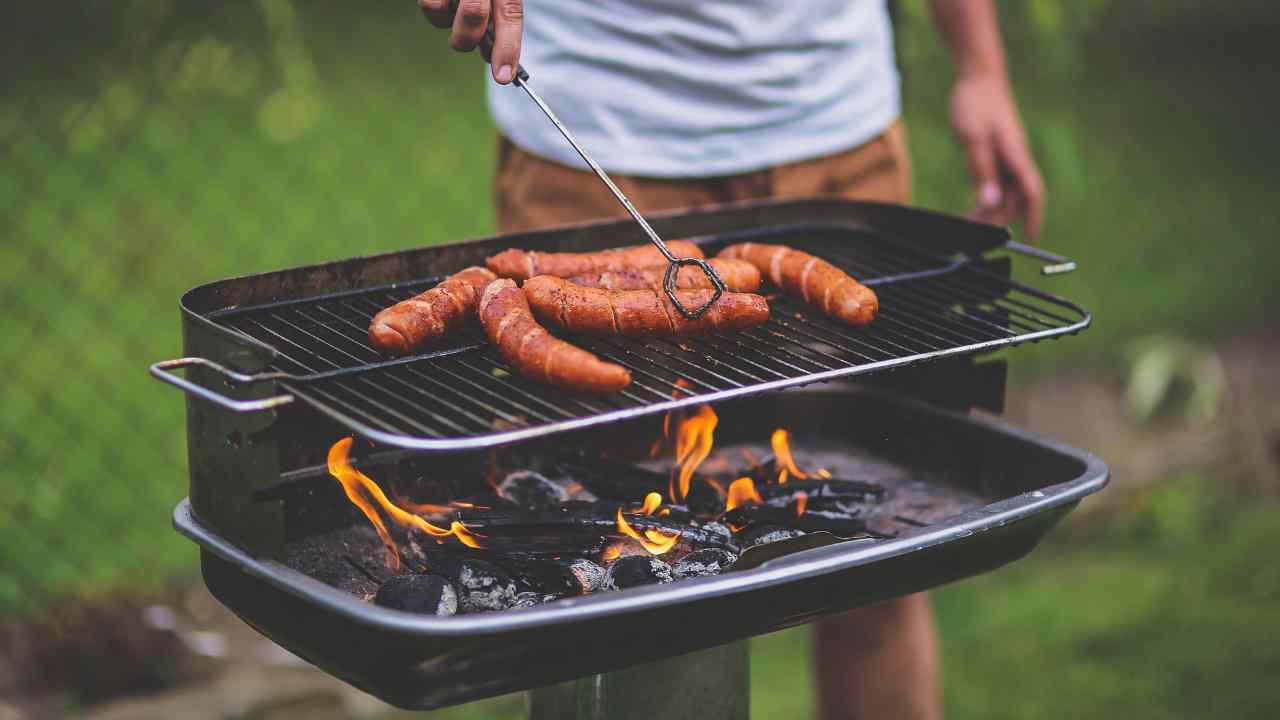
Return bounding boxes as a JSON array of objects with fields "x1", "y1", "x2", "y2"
[
  {"x1": 950, "y1": 74, "x2": 1045, "y2": 241},
  {"x1": 419, "y1": 0, "x2": 523, "y2": 85}
]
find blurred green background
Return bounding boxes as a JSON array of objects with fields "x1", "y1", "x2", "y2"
[{"x1": 2, "y1": 0, "x2": 1279, "y2": 717}]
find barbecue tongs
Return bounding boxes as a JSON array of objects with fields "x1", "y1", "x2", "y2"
[{"x1": 440, "y1": 2, "x2": 727, "y2": 319}]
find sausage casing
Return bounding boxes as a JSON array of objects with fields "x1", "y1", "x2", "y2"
[
  {"x1": 368, "y1": 266, "x2": 497, "y2": 356},
  {"x1": 717, "y1": 242, "x2": 878, "y2": 326},
  {"x1": 478, "y1": 279, "x2": 632, "y2": 394},
  {"x1": 566, "y1": 258, "x2": 762, "y2": 293},
  {"x1": 522, "y1": 275, "x2": 770, "y2": 337},
  {"x1": 486, "y1": 240, "x2": 705, "y2": 281}
]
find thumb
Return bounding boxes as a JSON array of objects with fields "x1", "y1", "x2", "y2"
[{"x1": 963, "y1": 134, "x2": 1002, "y2": 213}]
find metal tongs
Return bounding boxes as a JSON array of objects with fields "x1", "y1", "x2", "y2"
[{"x1": 439, "y1": 2, "x2": 727, "y2": 319}]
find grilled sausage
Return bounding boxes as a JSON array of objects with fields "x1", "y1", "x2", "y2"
[
  {"x1": 717, "y1": 242, "x2": 878, "y2": 326},
  {"x1": 478, "y1": 279, "x2": 632, "y2": 394},
  {"x1": 368, "y1": 266, "x2": 497, "y2": 356},
  {"x1": 522, "y1": 275, "x2": 770, "y2": 337},
  {"x1": 486, "y1": 241, "x2": 705, "y2": 281},
  {"x1": 566, "y1": 258, "x2": 762, "y2": 293}
]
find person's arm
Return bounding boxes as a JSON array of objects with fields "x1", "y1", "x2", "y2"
[
  {"x1": 929, "y1": 0, "x2": 1045, "y2": 240},
  {"x1": 419, "y1": 0, "x2": 524, "y2": 85}
]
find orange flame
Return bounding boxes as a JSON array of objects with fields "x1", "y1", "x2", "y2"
[
  {"x1": 327, "y1": 438, "x2": 484, "y2": 569},
  {"x1": 795, "y1": 492, "x2": 809, "y2": 518},
  {"x1": 669, "y1": 405, "x2": 718, "y2": 503},
  {"x1": 650, "y1": 379, "x2": 694, "y2": 457},
  {"x1": 725, "y1": 476, "x2": 763, "y2": 512},
  {"x1": 615, "y1": 507, "x2": 680, "y2": 555},
  {"x1": 602, "y1": 544, "x2": 622, "y2": 562},
  {"x1": 639, "y1": 491, "x2": 663, "y2": 516},
  {"x1": 771, "y1": 429, "x2": 810, "y2": 483}
]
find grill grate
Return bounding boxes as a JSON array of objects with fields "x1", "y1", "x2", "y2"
[{"x1": 208, "y1": 225, "x2": 1088, "y2": 450}]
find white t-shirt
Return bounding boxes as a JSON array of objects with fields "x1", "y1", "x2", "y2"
[{"x1": 487, "y1": 0, "x2": 901, "y2": 178}]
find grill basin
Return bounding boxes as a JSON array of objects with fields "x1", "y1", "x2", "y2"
[{"x1": 175, "y1": 387, "x2": 1106, "y2": 710}]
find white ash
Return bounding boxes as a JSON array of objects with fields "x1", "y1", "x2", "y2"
[
  {"x1": 673, "y1": 548, "x2": 739, "y2": 579},
  {"x1": 372, "y1": 574, "x2": 458, "y2": 616},
  {"x1": 512, "y1": 591, "x2": 543, "y2": 609},
  {"x1": 603, "y1": 555, "x2": 674, "y2": 591},
  {"x1": 455, "y1": 560, "x2": 518, "y2": 613},
  {"x1": 498, "y1": 470, "x2": 571, "y2": 509},
  {"x1": 743, "y1": 526, "x2": 806, "y2": 547},
  {"x1": 566, "y1": 558, "x2": 606, "y2": 594},
  {"x1": 697, "y1": 521, "x2": 734, "y2": 544}
]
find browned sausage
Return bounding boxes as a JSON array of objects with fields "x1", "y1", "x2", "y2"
[
  {"x1": 522, "y1": 275, "x2": 770, "y2": 337},
  {"x1": 478, "y1": 279, "x2": 632, "y2": 394},
  {"x1": 566, "y1": 258, "x2": 762, "y2": 293},
  {"x1": 486, "y1": 240, "x2": 705, "y2": 281},
  {"x1": 368, "y1": 266, "x2": 497, "y2": 357},
  {"x1": 717, "y1": 242, "x2": 878, "y2": 326}
]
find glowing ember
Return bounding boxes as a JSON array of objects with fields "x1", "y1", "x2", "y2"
[
  {"x1": 795, "y1": 492, "x2": 809, "y2": 518},
  {"x1": 725, "y1": 476, "x2": 763, "y2": 512},
  {"x1": 615, "y1": 507, "x2": 680, "y2": 555},
  {"x1": 771, "y1": 428, "x2": 811, "y2": 482},
  {"x1": 669, "y1": 404, "x2": 718, "y2": 503},
  {"x1": 327, "y1": 438, "x2": 484, "y2": 569}
]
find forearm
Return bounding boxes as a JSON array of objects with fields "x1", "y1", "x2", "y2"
[{"x1": 928, "y1": 0, "x2": 1008, "y2": 82}]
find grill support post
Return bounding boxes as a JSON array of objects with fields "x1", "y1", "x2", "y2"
[{"x1": 527, "y1": 640, "x2": 749, "y2": 720}]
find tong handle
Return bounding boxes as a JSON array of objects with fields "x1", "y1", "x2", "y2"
[
  {"x1": 150, "y1": 358, "x2": 294, "y2": 413},
  {"x1": 442, "y1": 0, "x2": 530, "y2": 81},
  {"x1": 1003, "y1": 241, "x2": 1078, "y2": 275}
]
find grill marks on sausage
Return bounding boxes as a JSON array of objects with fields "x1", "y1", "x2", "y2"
[
  {"x1": 566, "y1": 258, "x2": 762, "y2": 293},
  {"x1": 368, "y1": 266, "x2": 497, "y2": 356},
  {"x1": 522, "y1": 276, "x2": 770, "y2": 337},
  {"x1": 479, "y1": 279, "x2": 632, "y2": 394},
  {"x1": 485, "y1": 241, "x2": 705, "y2": 281},
  {"x1": 718, "y1": 242, "x2": 879, "y2": 326}
]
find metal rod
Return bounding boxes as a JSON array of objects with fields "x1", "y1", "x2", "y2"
[{"x1": 1004, "y1": 240, "x2": 1078, "y2": 275}]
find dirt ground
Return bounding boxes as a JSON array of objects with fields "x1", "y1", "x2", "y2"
[{"x1": 4, "y1": 334, "x2": 1277, "y2": 720}]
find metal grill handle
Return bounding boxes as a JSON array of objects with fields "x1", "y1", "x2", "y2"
[
  {"x1": 1004, "y1": 241, "x2": 1078, "y2": 275},
  {"x1": 150, "y1": 358, "x2": 294, "y2": 413}
]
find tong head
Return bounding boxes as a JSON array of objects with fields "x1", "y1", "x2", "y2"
[{"x1": 664, "y1": 257, "x2": 727, "y2": 320}]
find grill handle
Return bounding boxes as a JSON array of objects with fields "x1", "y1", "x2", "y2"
[
  {"x1": 150, "y1": 358, "x2": 294, "y2": 413},
  {"x1": 1004, "y1": 240, "x2": 1078, "y2": 275}
]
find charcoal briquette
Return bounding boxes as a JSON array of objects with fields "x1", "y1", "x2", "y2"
[
  {"x1": 740, "y1": 525, "x2": 806, "y2": 547},
  {"x1": 455, "y1": 559, "x2": 519, "y2": 613},
  {"x1": 498, "y1": 470, "x2": 570, "y2": 509},
  {"x1": 603, "y1": 555, "x2": 674, "y2": 590},
  {"x1": 373, "y1": 574, "x2": 458, "y2": 616},
  {"x1": 673, "y1": 548, "x2": 739, "y2": 579}
]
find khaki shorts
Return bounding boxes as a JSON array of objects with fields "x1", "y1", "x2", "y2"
[{"x1": 494, "y1": 120, "x2": 912, "y2": 233}]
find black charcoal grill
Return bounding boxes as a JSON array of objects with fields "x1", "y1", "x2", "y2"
[{"x1": 154, "y1": 199, "x2": 1107, "y2": 715}]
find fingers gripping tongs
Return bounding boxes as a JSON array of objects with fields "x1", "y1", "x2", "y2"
[{"x1": 437, "y1": 2, "x2": 726, "y2": 319}]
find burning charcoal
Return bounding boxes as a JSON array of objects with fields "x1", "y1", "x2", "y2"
[
  {"x1": 758, "y1": 479, "x2": 885, "y2": 508},
  {"x1": 512, "y1": 591, "x2": 544, "y2": 609},
  {"x1": 722, "y1": 505, "x2": 878, "y2": 537},
  {"x1": 698, "y1": 521, "x2": 734, "y2": 544},
  {"x1": 454, "y1": 559, "x2": 519, "y2": 613},
  {"x1": 457, "y1": 503, "x2": 732, "y2": 549},
  {"x1": 498, "y1": 470, "x2": 570, "y2": 509},
  {"x1": 739, "y1": 525, "x2": 805, "y2": 548},
  {"x1": 685, "y1": 480, "x2": 723, "y2": 517},
  {"x1": 497, "y1": 558, "x2": 606, "y2": 596},
  {"x1": 553, "y1": 456, "x2": 667, "y2": 500},
  {"x1": 673, "y1": 548, "x2": 738, "y2": 579},
  {"x1": 603, "y1": 556, "x2": 674, "y2": 590},
  {"x1": 373, "y1": 574, "x2": 458, "y2": 616}
]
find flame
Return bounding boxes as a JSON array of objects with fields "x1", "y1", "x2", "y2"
[
  {"x1": 725, "y1": 476, "x2": 763, "y2": 512},
  {"x1": 795, "y1": 491, "x2": 809, "y2": 518},
  {"x1": 327, "y1": 438, "x2": 484, "y2": 569},
  {"x1": 602, "y1": 545, "x2": 622, "y2": 562},
  {"x1": 771, "y1": 429, "x2": 811, "y2": 482},
  {"x1": 669, "y1": 405, "x2": 718, "y2": 503},
  {"x1": 650, "y1": 379, "x2": 694, "y2": 457},
  {"x1": 615, "y1": 507, "x2": 680, "y2": 555},
  {"x1": 817, "y1": 468, "x2": 832, "y2": 479},
  {"x1": 639, "y1": 491, "x2": 663, "y2": 516}
]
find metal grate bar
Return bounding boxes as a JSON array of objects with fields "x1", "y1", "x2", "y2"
[{"x1": 209, "y1": 226, "x2": 1089, "y2": 450}]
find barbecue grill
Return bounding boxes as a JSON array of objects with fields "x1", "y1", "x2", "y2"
[{"x1": 153, "y1": 198, "x2": 1107, "y2": 715}]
